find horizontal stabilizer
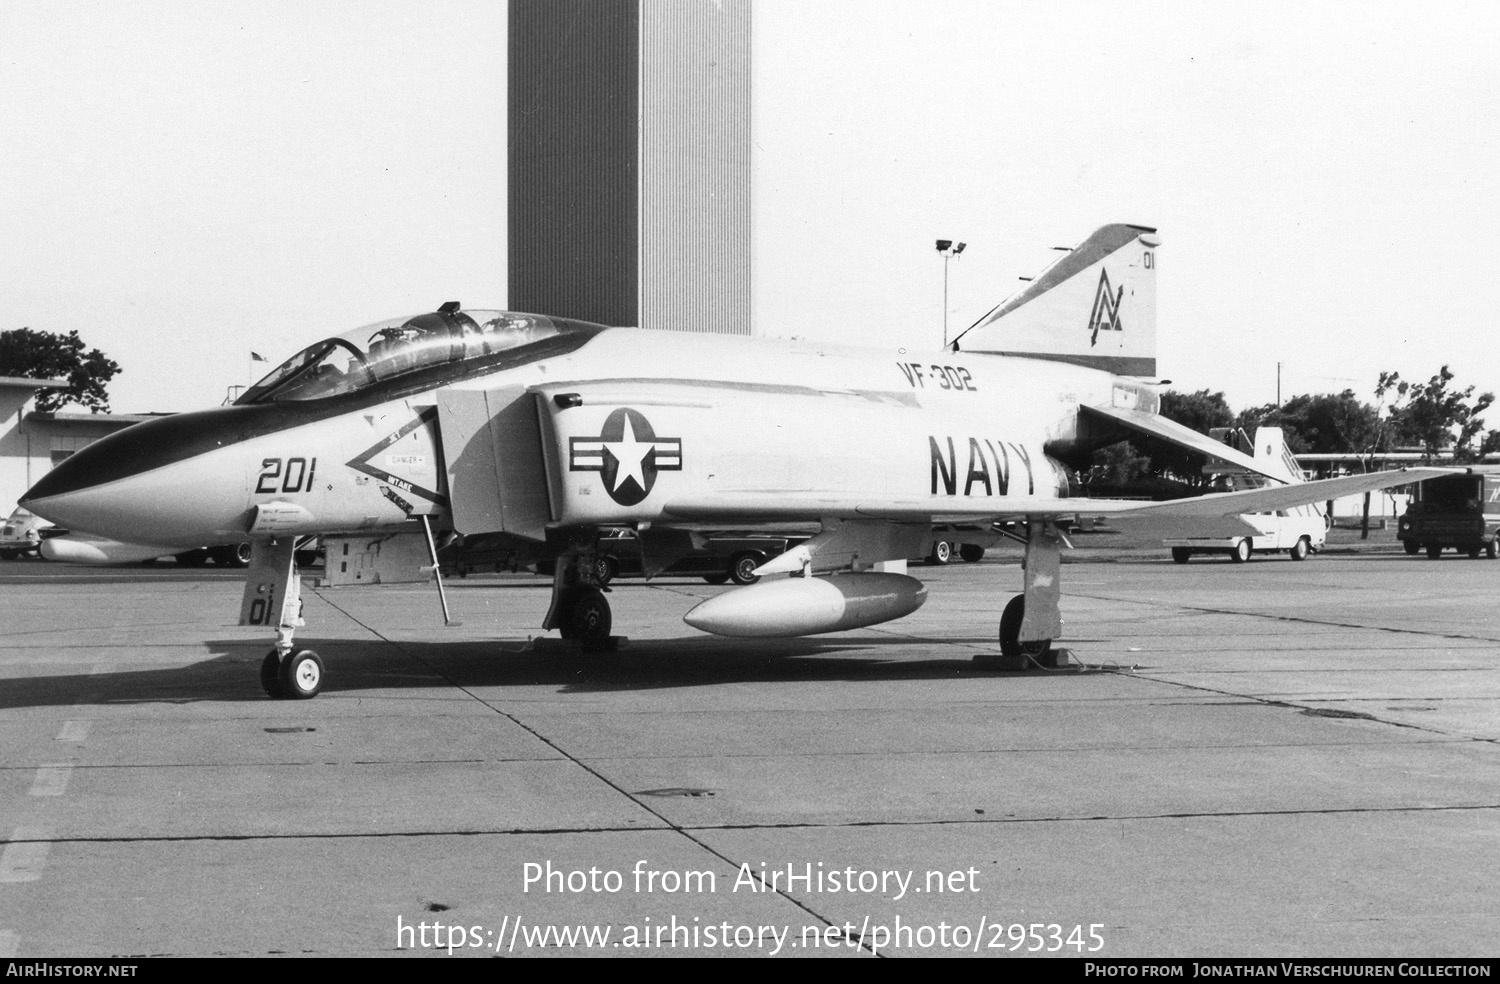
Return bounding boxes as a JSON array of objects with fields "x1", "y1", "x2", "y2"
[
  {"x1": 1082, "y1": 404, "x2": 1289, "y2": 483},
  {"x1": 1111, "y1": 467, "x2": 1451, "y2": 524}
]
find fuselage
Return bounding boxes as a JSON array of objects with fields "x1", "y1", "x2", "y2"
[{"x1": 22, "y1": 315, "x2": 1158, "y2": 549}]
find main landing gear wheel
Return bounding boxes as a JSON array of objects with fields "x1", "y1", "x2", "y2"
[
  {"x1": 959, "y1": 544, "x2": 985, "y2": 562},
  {"x1": 559, "y1": 587, "x2": 612, "y2": 641},
  {"x1": 1171, "y1": 547, "x2": 1191, "y2": 564},
  {"x1": 999, "y1": 595, "x2": 1055, "y2": 667}
]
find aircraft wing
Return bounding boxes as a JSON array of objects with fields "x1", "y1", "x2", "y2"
[
  {"x1": 1081, "y1": 404, "x2": 1285, "y2": 482},
  {"x1": 664, "y1": 467, "x2": 1449, "y2": 537}
]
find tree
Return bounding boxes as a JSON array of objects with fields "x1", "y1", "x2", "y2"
[
  {"x1": 0, "y1": 328, "x2": 121, "y2": 413},
  {"x1": 1237, "y1": 390, "x2": 1384, "y2": 461},
  {"x1": 1378, "y1": 366, "x2": 1494, "y2": 463},
  {"x1": 1145, "y1": 389, "x2": 1236, "y2": 488}
]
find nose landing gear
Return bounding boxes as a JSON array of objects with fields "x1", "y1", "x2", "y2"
[{"x1": 261, "y1": 648, "x2": 324, "y2": 699}]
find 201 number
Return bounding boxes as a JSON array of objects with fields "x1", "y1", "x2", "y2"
[{"x1": 256, "y1": 457, "x2": 318, "y2": 494}]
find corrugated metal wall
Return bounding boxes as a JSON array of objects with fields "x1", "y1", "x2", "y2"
[
  {"x1": 508, "y1": 0, "x2": 754, "y2": 334},
  {"x1": 638, "y1": 0, "x2": 753, "y2": 335},
  {"x1": 508, "y1": 0, "x2": 639, "y2": 326}
]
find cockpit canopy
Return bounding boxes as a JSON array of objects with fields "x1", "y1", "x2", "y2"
[{"x1": 237, "y1": 306, "x2": 592, "y2": 404}]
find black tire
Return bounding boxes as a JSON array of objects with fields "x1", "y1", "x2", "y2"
[
  {"x1": 926, "y1": 540, "x2": 953, "y2": 566},
  {"x1": 998, "y1": 594, "x2": 1051, "y2": 661},
  {"x1": 1231, "y1": 539, "x2": 1251, "y2": 563},
  {"x1": 0, "y1": 549, "x2": 18, "y2": 561},
  {"x1": 594, "y1": 555, "x2": 618, "y2": 585},
  {"x1": 703, "y1": 573, "x2": 729, "y2": 585},
  {"x1": 1289, "y1": 537, "x2": 1310, "y2": 562},
  {"x1": 1489, "y1": 540, "x2": 1498, "y2": 560},
  {"x1": 959, "y1": 544, "x2": 985, "y2": 562},
  {"x1": 278, "y1": 649, "x2": 324, "y2": 699},
  {"x1": 1427, "y1": 544, "x2": 1443, "y2": 559},
  {"x1": 728, "y1": 552, "x2": 763, "y2": 586},
  {"x1": 1171, "y1": 547, "x2": 1191, "y2": 564},
  {"x1": 260, "y1": 650, "x2": 285, "y2": 699},
  {"x1": 559, "y1": 588, "x2": 612, "y2": 641},
  {"x1": 1468, "y1": 545, "x2": 1482, "y2": 559},
  {"x1": 1403, "y1": 540, "x2": 1421, "y2": 555}
]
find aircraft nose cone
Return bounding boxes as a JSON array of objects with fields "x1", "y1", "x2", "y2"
[{"x1": 21, "y1": 406, "x2": 263, "y2": 546}]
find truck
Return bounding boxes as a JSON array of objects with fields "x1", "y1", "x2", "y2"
[
  {"x1": 1396, "y1": 467, "x2": 1500, "y2": 559},
  {"x1": 1164, "y1": 426, "x2": 1328, "y2": 563}
]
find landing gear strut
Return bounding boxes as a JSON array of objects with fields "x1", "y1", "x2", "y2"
[
  {"x1": 542, "y1": 544, "x2": 617, "y2": 646},
  {"x1": 978, "y1": 519, "x2": 1065, "y2": 670},
  {"x1": 243, "y1": 538, "x2": 324, "y2": 699}
]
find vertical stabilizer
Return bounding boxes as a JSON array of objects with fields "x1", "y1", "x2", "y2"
[
  {"x1": 1252, "y1": 427, "x2": 1306, "y2": 486},
  {"x1": 954, "y1": 224, "x2": 1158, "y2": 376}
]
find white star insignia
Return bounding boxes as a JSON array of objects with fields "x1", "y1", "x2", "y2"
[{"x1": 604, "y1": 414, "x2": 652, "y2": 493}]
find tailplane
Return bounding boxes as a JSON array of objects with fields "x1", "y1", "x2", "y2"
[{"x1": 954, "y1": 223, "x2": 1158, "y2": 376}]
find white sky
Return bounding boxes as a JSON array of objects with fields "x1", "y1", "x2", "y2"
[{"x1": 3, "y1": 0, "x2": 1498, "y2": 414}]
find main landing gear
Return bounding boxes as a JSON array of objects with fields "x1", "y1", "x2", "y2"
[
  {"x1": 542, "y1": 546, "x2": 617, "y2": 646},
  {"x1": 978, "y1": 519, "x2": 1067, "y2": 671}
]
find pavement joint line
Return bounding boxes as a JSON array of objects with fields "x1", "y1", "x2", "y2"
[
  {"x1": 5, "y1": 802, "x2": 1497, "y2": 846},
  {"x1": 0, "y1": 826, "x2": 51, "y2": 882},
  {"x1": 0, "y1": 758, "x2": 564, "y2": 773},
  {"x1": 314, "y1": 586, "x2": 866, "y2": 950},
  {"x1": 1072, "y1": 589, "x2": 1500, "y2": 644},
  {"x1": 1122, "y1": 672, "x2": 1498, "y2": 744}
]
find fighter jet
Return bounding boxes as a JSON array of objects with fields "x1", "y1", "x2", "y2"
[{"x1": 21, "y1": 224, "x2": 1443, "y2": 699}]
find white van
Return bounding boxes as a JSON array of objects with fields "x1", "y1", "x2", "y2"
[
  {"x1": 1166, "y1": 506, "x2": 1326, "y2": 563},
  {"x1": 1163, "y1": 427, "x2": 1327, "y2": 563}
]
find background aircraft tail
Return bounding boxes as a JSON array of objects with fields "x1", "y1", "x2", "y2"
[
  {"x1": 1251, "y1": 427, "x2": 1306, "y2": 486},
  {"x1": 954, "y1": 223, "x2": 1158, "y2": 376}
]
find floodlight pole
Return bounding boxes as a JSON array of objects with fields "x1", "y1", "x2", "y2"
[{"x1": 936, "y1": 239, "x2": 966, "y2": 348}]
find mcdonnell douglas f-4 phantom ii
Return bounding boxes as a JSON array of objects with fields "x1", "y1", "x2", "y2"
[{"x1": 21, "y1": 224, "x2": 1445, "y2": 698}]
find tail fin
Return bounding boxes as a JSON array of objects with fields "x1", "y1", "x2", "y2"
[{"x1": 953, "y1": 223, "x2": 1158, "y2": 376}]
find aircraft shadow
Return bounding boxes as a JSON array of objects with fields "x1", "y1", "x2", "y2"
[{"x1": 0, "y1": 633, "x2": 1065, "y2": 710}]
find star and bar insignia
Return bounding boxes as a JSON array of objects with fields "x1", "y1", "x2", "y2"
[{"x1": 569, "y1": 407, "x2": 682, "y2": 506}]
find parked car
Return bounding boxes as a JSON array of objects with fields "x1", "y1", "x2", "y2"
[
  {"x1": 591, "y1": 529, "x2": 808, "y2": 585},
  {"x1": 0, "y1": 507, "x2": 52, "y2": 559}
]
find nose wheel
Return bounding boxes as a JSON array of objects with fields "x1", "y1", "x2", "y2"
[{"x1": 260, "y1": 648, "x2": 325, "y2": 699}]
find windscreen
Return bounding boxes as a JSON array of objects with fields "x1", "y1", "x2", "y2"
[{"x1": 237, "y1": 309, "x2": 571, "y2": 404}]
